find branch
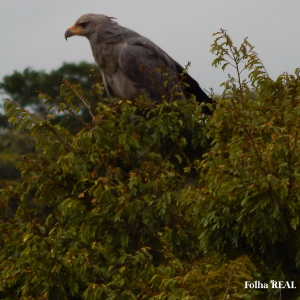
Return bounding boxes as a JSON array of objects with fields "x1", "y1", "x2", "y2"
[
  {"x1": 62, "y1": 79, "x2": 95, "y2": 120},
  {"x1": 43, "y1": 121, "x2": 72, "y2": 148},
  {"x1": 37, "y1": 91, "x2": 91, "y2": 130}
]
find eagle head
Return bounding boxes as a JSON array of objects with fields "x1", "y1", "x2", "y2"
[{"x1": 64, "y1": 14, "x2": 116, "y2": 40}]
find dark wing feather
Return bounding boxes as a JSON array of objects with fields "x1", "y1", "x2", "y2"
[
  {"x1": 119, "y1": 37, "x2": 182, "y2": 102},
  {"x1": 119, "y1": 36, "x2": 213, "y2": 113},
  {"x1": 173, "y1": 62, "x2": 213, "y2": 114}
]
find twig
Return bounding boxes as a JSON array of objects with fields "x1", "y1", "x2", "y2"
[
  {"x1": 222, "y1": 268, "x2": 233, "y2": 300},
  {"x1": 43, "y1": 121, "x2": 72, "y2": 147},
  {"x1": 62, "y1": 79, "x2": 95, "y2": 119},
  {"x1": 38, "y1": 91, "x2": 91, "y2": 129}
]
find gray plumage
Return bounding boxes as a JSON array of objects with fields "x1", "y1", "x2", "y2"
[{"x1": 65, "y1": 14, "x2": 212, "y2": 112}]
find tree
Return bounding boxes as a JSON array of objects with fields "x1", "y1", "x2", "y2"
[
  {"x1": 2, "y1": 30, "x2": 298, "y2": 299},
  {"x1": 0, "y1": 62, "x2": 99, "y2": 116},
  {"x1": 0, "y1": 62, "x2": 103, "y2": 196},
  {"x1": 0, "y1": 59, "x2": 258, "y2": 299},
  {"x1": 180, "y1": 29, "x2": 300, "y2": 299},
  {"x1": 0, "y1": 62, "x2": 104, "y2": 135}
]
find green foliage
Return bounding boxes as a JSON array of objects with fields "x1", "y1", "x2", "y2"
[
  {"x1": 0, "y1": 77, "x2": 217, "y2": 299},
  {"x1": 180, "y1": 29, "x2": 300, "y2": 299},
  {"x1": 0, "y1": 62, "x2": 103, "y2": 215},
  {"x1": 1, "y1": 30, "x2": 300, "y2": 300},
  {"x1": 149, "y1": 255, "x2": 259, "y2": 300}
]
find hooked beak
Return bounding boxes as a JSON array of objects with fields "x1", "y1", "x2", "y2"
[{"x1": 64, "y1": 25, "x2": 83, "y2": 40}]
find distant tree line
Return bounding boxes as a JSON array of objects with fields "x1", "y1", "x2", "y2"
[{"x1": 0, "y1": 62, "x2": 101, "y2": 187}]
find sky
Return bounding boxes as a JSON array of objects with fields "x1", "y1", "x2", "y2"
[{"x1": 0, "y1": 0, "x2": 299, "y2": 99}]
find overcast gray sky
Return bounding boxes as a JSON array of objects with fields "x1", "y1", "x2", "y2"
[{"x1": 0, "y1": 0, "x2": 299, "y2": 97}]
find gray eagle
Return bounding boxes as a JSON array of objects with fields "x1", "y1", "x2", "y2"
[{"x1": 65, "y1": 14, "x2": 212, "y2": 113}]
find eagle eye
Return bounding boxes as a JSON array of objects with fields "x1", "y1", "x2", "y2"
[{"x1": 79, "y1": 22, "x2": 88, "y2": 27}]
